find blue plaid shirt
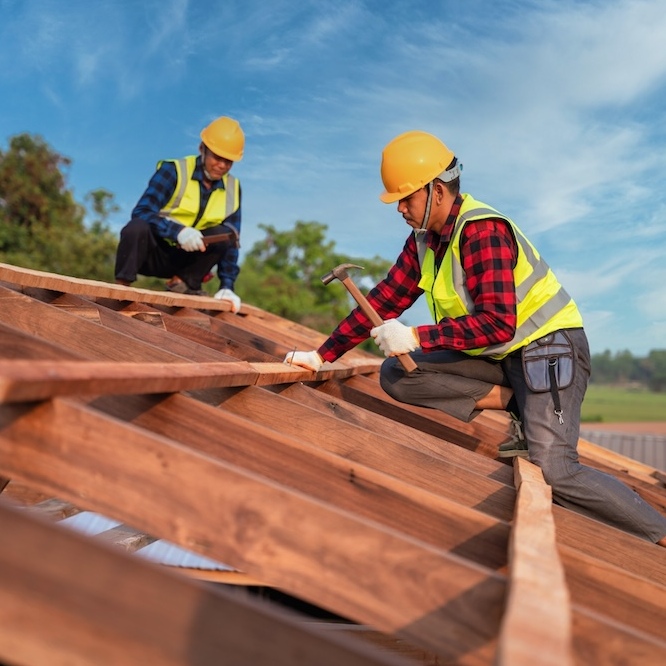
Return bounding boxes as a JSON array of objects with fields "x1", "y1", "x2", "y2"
[{"x1": 131, "y1": 156, "x2": 242, "y2": 288}]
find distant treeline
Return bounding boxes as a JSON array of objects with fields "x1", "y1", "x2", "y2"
[{"x1": 591, "y1": 349, "x2": 666, "y2": 392}]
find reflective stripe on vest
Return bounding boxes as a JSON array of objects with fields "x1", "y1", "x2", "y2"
[
  {"x1": 159, "y1": 156, "x2": 239, "y2": 229},
  {"x1": 417, "y1": 194, "x2": 583, "y2": 359}
]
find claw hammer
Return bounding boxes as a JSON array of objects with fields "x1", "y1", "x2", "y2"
[{"x1": 321, "y1": 263, "x2": 417, "y2": 372}]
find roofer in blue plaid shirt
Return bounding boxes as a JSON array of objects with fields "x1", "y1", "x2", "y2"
[{"x1": 114, "y1": 116, "x2": 244, "y2": 313}]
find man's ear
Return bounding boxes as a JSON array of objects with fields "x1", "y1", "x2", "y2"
[
  {"x1": 199, "y1": 142, "x2": 206, "y2": 157},
  {"x1": 433, "y1": 179, "x2": 447, "y2": 203}
]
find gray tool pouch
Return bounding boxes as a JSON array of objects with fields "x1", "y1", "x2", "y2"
[{"x1": 522, "y1": 330, "x2": 574, "y2": 393}]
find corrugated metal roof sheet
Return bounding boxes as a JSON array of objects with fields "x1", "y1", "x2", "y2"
[
  {"x1": 61, "y1": 512, "x2": 234, "y2": 570},
  {"x1": 580, "y1": 429, "x2": 666, "y2": 472}
]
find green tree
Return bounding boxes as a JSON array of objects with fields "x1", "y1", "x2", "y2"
[
  {"x1": 644, "y1": 350, "x2": 666, "y2": 392},
  {"x1": 590, "y1": 349, "x2": 615, "y2": 383},
  {"x1": 238, "y1": 221, "x2": 392, "y2": 341},
  {"x1": 0, "y1": 133, "x2": 118, "y2": 281}
]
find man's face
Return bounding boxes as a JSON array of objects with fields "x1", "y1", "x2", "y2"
[
  {"x1": 396, "y1": 188, "x2": 428, "y2": 230},
  {"x1": 201, "y1": 146, "x2": 233, "y2": 181}
]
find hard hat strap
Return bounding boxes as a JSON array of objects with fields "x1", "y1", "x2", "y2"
[{"x1": 420, "y1": 181, "x2": 434, "y2": 231}]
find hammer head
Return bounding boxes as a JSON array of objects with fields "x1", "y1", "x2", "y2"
[{"x1": 321, "y1": 263, "x2": 365, "y2": 285}]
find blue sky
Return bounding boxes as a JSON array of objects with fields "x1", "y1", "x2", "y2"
[{"x1": 1, "y1": 0, "x2": 665, "y2": 356}]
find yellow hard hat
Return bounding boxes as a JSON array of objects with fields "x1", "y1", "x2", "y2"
[
  {"x1": 200, "y1": 116, "x2": 245, "y2": 161},
  {"x1": 379, "y1": 130, "x2": 456, "y2": 203}
]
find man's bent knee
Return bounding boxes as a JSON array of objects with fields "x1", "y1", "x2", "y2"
[
  {"x1": 379, "y1": 357, "x2": 407, "y2": 400},
  {"x1": 120, "y1": 217, "x2": 152, "y2": 242}
]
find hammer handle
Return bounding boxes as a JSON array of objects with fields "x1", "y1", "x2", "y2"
[
  {"x1": 342, "y1": 277, "x2": 418, "y2": 373},
  {"x1": 202, "y1": 232, "x2": 235, "y2": 246}
]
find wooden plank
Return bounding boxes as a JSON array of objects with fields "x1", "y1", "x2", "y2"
[
  {"x1": 95, "y1": 524, "x2": 158, "y2": 552},
  {"x1": 560, "y1": 545, "x2": 666, "y2": 641},
  {"x1": 496, "y1": 458, "x2": 573, "y2": 666},
  {"x1": 250, "y1": 360, "x2": 379, "y2": 384},
  {"x1": 89, "y1": 391, "x2": 511, "y2": 571},
  {"x1": 0, "y1": 397, "x2": 506, "y2": 662},
  {"x1": 317, "y1": 375, "x2": 509, "y2": 455},
  {"x1": 209, "y1": 384, "x2": 517, "y2": 524},
  {"x1": 0, "y1": 261, "x2": 235, "y2": 311},
  {"x1": 0, "y1": 481, "x2": 51, "y2": 506},
  {"x1": 571, "y1": 608, "x2": 666, "y2": 664},
  {"x1": 25, "y1": 498, "x2": 82, "y2": 521},
  {"x1": 94, "y1": 301, "x2": 239, "y2": 362},
  {"x1": 0, "y1": 360, "x2": 384, "y2": 404},
  {"x1": 208, "y1": 311, "x2": 379, "y2": 369},
  {"x1": 274, "y1": 382, "x2": 514, "y2": 482},
  {"x1": 0, "y1": 287, "x2": 193, "y2": 363},
  {"x1": 0, "y1": 502, "x2": 411, "y2": 666},
  {"x1": 116, "y1": 301, "x2": 280, "y2": 362},
  {"x1": 0, "y1": 320, "x2": 85, "y2": 361},
  {"x1": 208, "y1": 316, "x2": 309, "y2": 358},
  {"x1": 33, "y1": 291, "x2": 242, "y2": 363},
  {"x1": 320, "y1": 624, "x2": 444, "y2": 666},
  {"x1": 210, "y1": 308, "x2": 330, "y2": 353},
  {"x1": 228, "y1": 299, "x2": 349, "y2": 340},
  {"x1": 552, "y1": 505, "x2": 666, "y2": 586},
  {"x1": 0, "y1": 360, "x2": 258, "y2": 403}
]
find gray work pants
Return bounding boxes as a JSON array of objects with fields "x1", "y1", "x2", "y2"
[{"x1": 380, "y1": 328, "x2": 666, "y2": 542}]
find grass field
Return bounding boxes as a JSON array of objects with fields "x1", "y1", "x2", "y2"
[{"x1": 581, "y1": 384, "x2": 666, "y2": 423}]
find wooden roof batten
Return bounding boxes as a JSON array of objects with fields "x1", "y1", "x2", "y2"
[
  {"x1": 0, "y1": 261, "x2": 664, "y2": 666},
  {"x1": 497, "y1": 458, "x2": 573, "y2": 666}
]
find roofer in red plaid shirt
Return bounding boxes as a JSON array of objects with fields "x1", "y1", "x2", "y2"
[{"x1": 285, "y1": 130, "x2": 666, "y2": 546}]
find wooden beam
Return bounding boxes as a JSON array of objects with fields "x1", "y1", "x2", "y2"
[
  {"x1": 0, "y1": 360, "x2": 258, "y2": 403},
  {"x1": 0, "y1": 360, "x2": 382, "y2": 404},
  {"x1": 274, "y1": 382, "x2": 514, "y2": 482},
  {"x1": 89, "y1": 391, "x2": 511, "y2": 571},
  {"x1": 0, "y1": 502, "x2": 411, "y2": 666},
  {"x1": 561, "y1": 545, "x2": 666, "y2": 641},
  {"x1": 27, "y1": 291, "x2": 238, "y2": 363},
  {"x1": 317, "y1": 375, "x2": 509, "y2": 455},
  {"x1": 0, "y1": 397, "x2": 505, "y2": 662},
  {"x1": 0, "y1": 261, "x2": 235, "y2": 311},
  {"x1": 95, "y1": 524, "x2": 158, "y2": 552},
  {"x1": 571, "y1": 607, "x2": 666, "y2": 663},
  {"x1": 496, "y1": 458, "x2": 573, "y2": 666},
  {"x1": 553, "y1": 505, "x2": 666, "y2": 586},
  {"x1": 116, "y1": 301, "x2": 279, "y2": 362},
  {"x1": 25, "y1": 497, "x2": 82, "y2": 520},
  {"x1": 210, "y1": 384, "x2": 517, "y2": 523},
  {"x1": 0, "y1": 320, "x2": 85, "y2": 361},
  {"x1": 0, "y1": 287, "x2": 194, "y2": 362}
]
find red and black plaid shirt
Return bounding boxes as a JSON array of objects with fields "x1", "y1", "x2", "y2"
[{"x1": 318, "y1": 195, "x2": 518, "y2": 362}]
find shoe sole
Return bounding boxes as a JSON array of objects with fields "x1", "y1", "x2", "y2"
[
  {"x1": 498, "y1": 450, "x2": 529, "y2": 458},
  {"x1": 166, "y1": 286, "x2": 206, "y2": 296}
]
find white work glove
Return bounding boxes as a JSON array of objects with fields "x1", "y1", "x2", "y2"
[
  {"x1": 283, "y1": 350, "x2": 323, "y2": 372},
  {"x1": 177, "y1": 226, "x2": 205, "y2": 252},
  {"x1": 370, "y1": 319, "x2": 420, "y2": 357},
  {"x1": 214, "y1": 288, "x2": 241, "y2": 313}
]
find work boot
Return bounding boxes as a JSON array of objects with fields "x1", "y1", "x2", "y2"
[
  {"x1": 165, "y1": 276, "x2": 207, "y2": 296},
  {"x1": 498, "y1": 414, "x2": 528, "y2": 458}
]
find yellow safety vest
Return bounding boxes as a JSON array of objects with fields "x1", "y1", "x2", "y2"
[
  {"x1": 417, "y1": 194, "x2": 583, "y2": 359},
  {"x1": 158, "y1": 156, "x2": 240, "y2": 230}
]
